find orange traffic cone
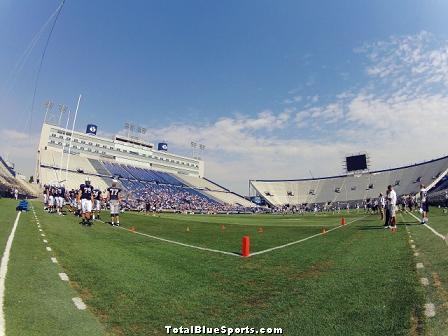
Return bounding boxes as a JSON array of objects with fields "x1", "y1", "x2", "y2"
[
  {"x1": 129, "y1": 226, "x2": 136, "y2": 232},
  {"x1": 341, "y1": 217, "x2": 346, "y2": 225},
  {"x1": 221, "y1": 224, "x2": 225, "y2": 231}
]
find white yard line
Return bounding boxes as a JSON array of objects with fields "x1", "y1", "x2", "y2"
[
  {"x1": 406, "y1": 211, "x2": 445, "y2": 240},
  {"x1": 95, "y1": 219, "x2": 240, "y2": 257},
  {"x1": 98, "y1": 216, "x2": 367, "y2": 258},
  {"x1": 250, "y1": 216, "x2": 368, "y2": 257},
  {"x1": 0, "y1": 212, "x2": 21, "y2": 336}
]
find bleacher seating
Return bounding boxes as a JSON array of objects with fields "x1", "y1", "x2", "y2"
[
  {"x1": 39, "y1": 148, "x2": 257, "y2": 208},
  {"x1": 251, "y1": 155, "x2": 448, "y2": 206}
]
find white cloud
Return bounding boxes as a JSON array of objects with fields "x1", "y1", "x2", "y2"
[{"x1": 149, "y1": 31, "x2": 448, "y2": 193}]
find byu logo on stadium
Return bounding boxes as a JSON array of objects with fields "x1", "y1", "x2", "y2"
[
  {"x1": 158, "y1": 142, "x2": 168, "y2": 151},
  {"x1": 86, "y1": 124, "x2": 98, "y2": 135}
]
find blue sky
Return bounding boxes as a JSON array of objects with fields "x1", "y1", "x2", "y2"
[{"x1": 1, "y1": 0, "x2": 448, "y2": 193}]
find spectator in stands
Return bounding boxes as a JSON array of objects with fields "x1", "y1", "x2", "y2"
[
  {"x1": 419, "y1": 184, "x2": 429, "y2": 224},
  {"x1": 444, "y1": 190, "x2": 448, "y2": 209},
  {"x1": 14, "y1": 188, "x2": 18, "y2": 200}
]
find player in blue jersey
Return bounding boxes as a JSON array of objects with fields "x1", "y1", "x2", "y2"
[
  {"x1": 107, "y1": 180, "x2": 122, "y2": 226},
  {"x1": 55, "y1": 183, "x2": 66, "y2": 215},
  {"x1": 77, "y1": 178, "x2": 95, "y2": 226},
  {"x1": 92, "y1": 188, "x2": 102, "y2": 220}
]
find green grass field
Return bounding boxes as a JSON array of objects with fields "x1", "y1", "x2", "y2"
[{"x1": 1, "y1": 198, "x2": 448, "y2": 335}]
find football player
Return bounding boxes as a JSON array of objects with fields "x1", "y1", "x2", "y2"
[
  {"x1": 77, "y1": 178, "x2": 94, "y2": 226},
  {"x1": 107, "y1": 180, "x2": 122, "y2": 226}
]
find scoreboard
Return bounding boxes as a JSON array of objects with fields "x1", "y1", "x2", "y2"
[{"x1": 345, "y1": 154, "x2": 368, "y2": 172}]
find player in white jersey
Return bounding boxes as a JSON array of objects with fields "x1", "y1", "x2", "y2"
[
  {"x1": 419, "y1": 184, "x2": 429, "y2": 224},
  {"x1": 387, "y1": 185, "x2": 397, "y2": 230},
  {"x1": 107, "y1": 180, "x2": 122, "y2": 226}
]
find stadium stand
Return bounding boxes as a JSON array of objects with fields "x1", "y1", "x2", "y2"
[
  {"x1": 0, "y1": 155, "x2": 39, "y2": 197},
  {"x1": 38, "y1": 150, "x2": 256, "y2": 207},
  {"x1": 250, "y1": 155, "x2": 448, "y2": 206}
]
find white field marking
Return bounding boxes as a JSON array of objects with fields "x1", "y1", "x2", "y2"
[
  {"x1": 411, "y1": 245, "x2": 416, "y2": 249},
  {"x1": 51, "y1": 257, "x2": 58, "y2": 264},
  {"x1": 72, "y1": 297, "x2": 86, "y2": 310},
  {"x1": 425, "y1": 303, "x2": 436, "y2": 317},
  {"x1": 58, "y1": 273, "x2": 69, "y2": 281},
  {"x1": 43, "y1": 239, "x2": 48, "y2": 243},
  {"x1": 250, "y1": 216, "x2": 368, "y2": 257},
  {"x1": 46, "y1": 246, "x2": 52, "y2": 252},
  {"x1": 0, "y1": 212, "x2": 21, "y2": 335},
  {"x1": 38, "y1": 229, "x2": 42, "y2": 232},
  {"x1": 420, "y1": 278, "x2": 429, "y2": 286},
  {"x1": 406, "y1": 211, "x2": 445, "y2": 240},
  {"x1": 41, "y1": 234, "x2": 45, "y2": 237},
  {"x1": 414, "y1": 252, "x2": 419, "y2": 257},
  {"x1": 94, "y1": 220, "x2": 240, "y2": 257},
  {"x1": 416, "y1": 263, "x2": 424, "y2": 269},
  {"x1": 410, "y1": 240, "x2": 414, "y2": 243}
]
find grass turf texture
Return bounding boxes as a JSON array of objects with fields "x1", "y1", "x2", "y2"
[
  {"x1": 0, "y1": 199, "x2": 104, "y2": 336},
  {"x1": 18, "y1": 203, "x2": 427, "y2": 336},
  {"x1": 401, "y1": 208, "x2": 448, "y2": 335}
]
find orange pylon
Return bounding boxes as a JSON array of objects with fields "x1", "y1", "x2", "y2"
[
  {"x1": 221, "y1": 224, "x2": 225, "y2": 231},
  {"x1": 341, "y1": 217, "x2": 346, "y2": 225},
  {"x1": 257, "y1": 227, "x2": 264, "y2": 233},
  {"x1": 129, "y1": 226, "x2": 136, "y2": 232}
]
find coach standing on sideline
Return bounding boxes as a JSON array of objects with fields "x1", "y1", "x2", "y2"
[
  {"x1": 387, "y1": 185, "x2": 397, "y2": 230},
  {"x1": 419, "y1": 184, "x2": 429, "y2": 224},
  {"x1": 383, "y1": 190, "x2": 391, "y2": 228}
]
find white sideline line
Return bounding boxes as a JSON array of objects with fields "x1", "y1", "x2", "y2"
[
  {"x1": 46, "y1": 247, "x2": 52, "y2": 252},
  {"x1": 58, "y1": 273, "x2": 69, "y2": 281},
  {"x1": 43, "y1": 240, "x2": 48, "y2": 243},
  {"x1": 51, "y1": 257, "x2": 58, "y2": 264},
  {"x1": 406, "y1": 211, "x2": 445, "y2": 240},
  {"x1": 0, "y1": 212, "x2": 21, "y2": 336},
  {"x1": 72, "y1": 297, "x2": 86, "y2": 310},
  {"x1": 250, "y1": 216, "x2": 367, "y2": 257},
  {"x1": 421, "y1": 278, "x2": 429, "y2": 286},
  {"x1": 95, "y1": 220, "x2": 240, "y2": 257},
  {"x1": 425, "y1": 303, "x2": 436, "y2": 317},
  {"x1": 118, "y1": 226, "x2": 240, "y2": 257}
]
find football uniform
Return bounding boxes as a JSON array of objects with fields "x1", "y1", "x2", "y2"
[
  {"x1": 79, "y1": 184, "x2": 94, "y2": 213},
  {"x1": 48, "y1": 186, "x2": 55, "y2": 207},
  {"x1": 56, "y1": 186, "x2": 65, "y2": 208},
  {"x1": 108, "y1": 187, "x2": 121, "y2": 215},
  {"x1": 93, "y1": 189, "x2": 102, "y2": 211}
]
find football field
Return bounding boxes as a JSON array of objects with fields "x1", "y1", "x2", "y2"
[{"x1": 1, "y1": 198, "x2": 448, "y2": 335}]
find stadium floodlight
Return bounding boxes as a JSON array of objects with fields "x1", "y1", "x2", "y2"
[
  {"x1": 43, "y1": 100, "x2": 54, "y2": 123},
  {"x1": 57, "y1": 104, "x2": 68, "y2": 127},
  {"x1": 191, "y1": 141, "x2": 197, "y2": 158}
]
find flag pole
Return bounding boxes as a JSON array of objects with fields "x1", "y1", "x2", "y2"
[{"x1": 65, "y1": 94, "x2": 81, "y2": 182}]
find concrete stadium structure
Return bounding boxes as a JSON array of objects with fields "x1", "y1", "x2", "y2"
[
  {"x1": 36, "y1": 122, "x2": 255, "y2": 207},
  {"x1": 250, "y1": 155, "x2": 448, "y2": 206}
]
